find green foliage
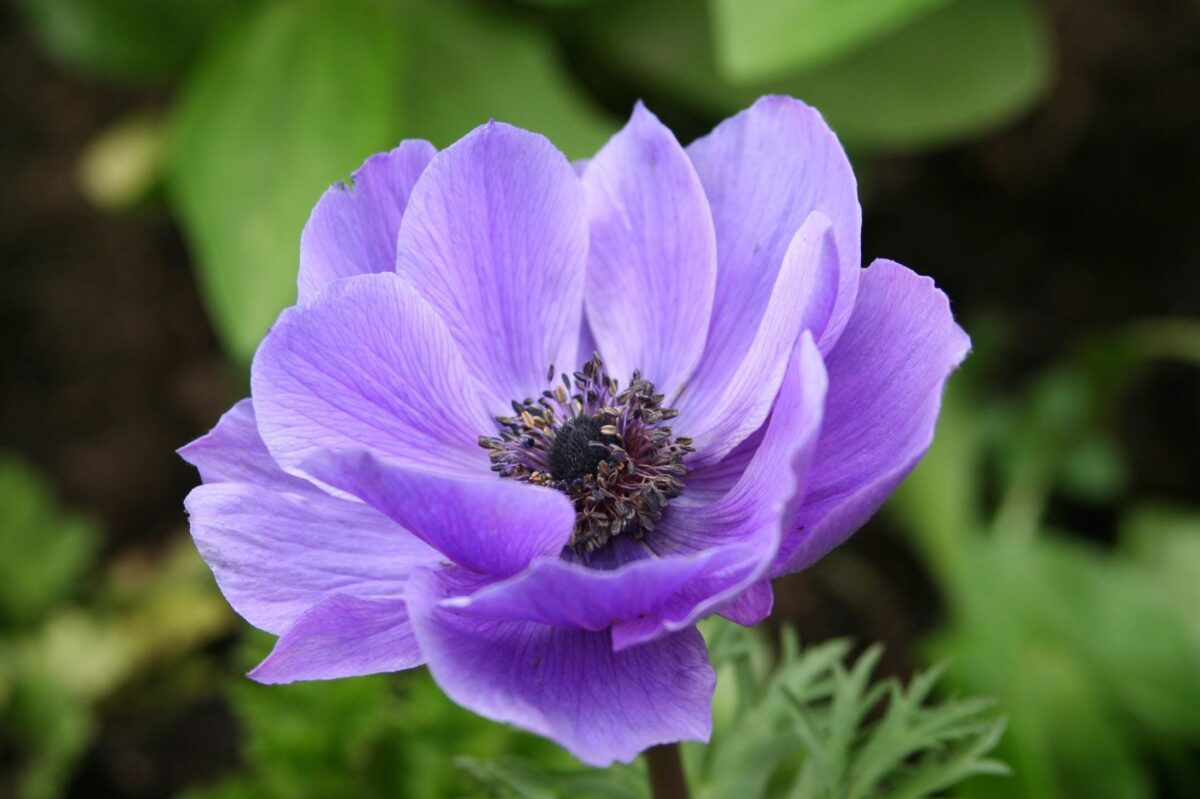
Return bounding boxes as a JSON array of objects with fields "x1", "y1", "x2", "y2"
[
  {"x1": 709, "y1": 0, "x2": 953, "y2": 81},
  {"x1": 405, "y1": 1, "x2": 615, "y2": 158},
  {"x1": 688, "y1": 625, "x2": 1008, "y2": 799},
  {"x1": 15, "y1": 0, "x2": 241, "y2": 80},
  {"x1": 168, "y1": 0, "x2": 407, "y2": 361},
  {"x1": 892, "y1": 320, "x2": 1200, "y2": 799},
  {"x1": 0, "y1": 458, "x2": 97, "y2": 628},
  {"x1": 583, "y1": 0, "x2": 1050, "y2": 151},
  {"x1": 0, "y1": 457, "x2": 232, "y2": 799}
]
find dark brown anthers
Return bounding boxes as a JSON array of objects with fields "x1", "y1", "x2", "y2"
[{"x1": 479, "y1": 354, "x2": 693, "y2": 552}]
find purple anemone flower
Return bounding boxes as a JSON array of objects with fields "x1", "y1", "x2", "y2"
[{"x1": 181, "y1": 96, "x2": 968, "y2": 766}]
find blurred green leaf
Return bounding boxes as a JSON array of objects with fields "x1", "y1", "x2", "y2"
[
  {"x1": 168, "y1": 0, "x2": 405, "y2": 361},
  {"x1": 709, "y1": 0, "x2": 953, "y2": 81},
  {"x1": 929, "y1": 536, "x2": 1200, "y2": 799},
  {"x1": 586, "y1": 0, "x2": 1050, "y2": 151},
  {"x1": 16, "y1": 0, "x2": 242, "y2": 80},
  {"x1": 0, "y1": 457, "x2": 97, "y2": 627},
  {"x1": 406, "y1": 0, "x2": 616, "y2": 159}
]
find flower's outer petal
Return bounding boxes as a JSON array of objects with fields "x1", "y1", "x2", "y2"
[
  {"x1": 250, "y1": 594, "x2": 421, "y2": 683},
  {"x1": 178, "y1": 399, "x2": 306, "y2": 490},
  {"x1": 582, "y1": 102, "x2": 717, "y2": 396},
  {"x1": 775, "y1": 259, "x2": 970, "y2": 575},
  {"x1": 184, "y1": 482, "x2": 439, "y2": 635},
  {"x1": 445, "y1": 335, "x2": 826, "y2": 649},
  {"x1": 395, "y1": 121, "x2": 587, "y2": 404},
  {"x1": 678, "y1": 212, "x2": 837, "y2": 466},
  {"x1": 717, "y1": 579, "x2": 774, "y2": 626},
  {"x1": 688, "y1": 95, "x2": 861, "y2": 370},
  {"x1": 251, "y1": 273, "x2": 495, "y2": 482},
  {"x1": 302, "y1": 450, "x2": 575, "y2": 579},
  {"x1": 298, "y1": 140, "x2": 436, "y2": 304},
  {"x1": 407, "y1": 567, "x2": 715, "y2": 767}
]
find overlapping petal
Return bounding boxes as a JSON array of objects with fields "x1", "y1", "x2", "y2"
[
  {"x1": 250, "y1": 594, "x2": 421, "y2": 684},
  {"x1": 775, "y1": 259, "x2": 970, "y2": 574},
  {"x1": 178, "y1": 398, "x2": 306, "y2": 490},
  {"x1": 616, "y1": 334, "x2": 826, "y2": 648},
  {"x1": 298, "y1": 140, "x2": 436, "y2": 303},
  {"x1": 688, "y1": 94, "x2": 861, "y2": 381},
  {"x1": 407, "y1": 568, "x2": 715, "y2": 767},
  {"x1": 183, "y1": 481, "x2": 438, "y2": 636},
  {"x1": 582, "y1": 103, "x2": 717, "y2": 396},
  {"x1": 395, "y1": 121, "x2": 587, "y2": 404},
  {"x1": 251, "y1": 273, "x2": 495, "y2": 481},
  {"x1": 302, "y1": 449, "x2": 575, "y2": 579},
  {"x1": 678, "y1": 212, "x2": 838, "y2": 465}
]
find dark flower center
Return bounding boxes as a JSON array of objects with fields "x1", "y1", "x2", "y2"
[{"x1": 479, "y1": 354, "x2": 693, "y2": 552}]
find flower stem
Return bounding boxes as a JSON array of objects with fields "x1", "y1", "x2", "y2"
[{"x1": 645, "y1": 743, "x2": 689, "y2": 799}]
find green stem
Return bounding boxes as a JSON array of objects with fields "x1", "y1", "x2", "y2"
[{"x1": 645, "y1": 743, "x2": 689, "y2": 799}]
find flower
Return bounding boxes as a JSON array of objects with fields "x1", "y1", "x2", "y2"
[{"x1": 181, "y1": 96, "x2": 969, "y2": 766}]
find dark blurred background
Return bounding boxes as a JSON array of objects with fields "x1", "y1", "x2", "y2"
[{"x1": 1, "y1": 1, "x2": 1198, "y2": 797}]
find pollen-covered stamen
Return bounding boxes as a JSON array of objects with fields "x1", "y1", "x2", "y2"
[{"x1": 478, "y1": 354, "x2": 693, "y2": 552}]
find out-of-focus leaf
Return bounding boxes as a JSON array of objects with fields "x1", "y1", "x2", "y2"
[
  {"x1": 709, "y1": 0, "x2": 953, "y2": 81},
  {"x1": 15, "y1": 0, "x2": 242, "y2": 80},
  {"x1": 168, "y1": 0, "x2": 405, "y2": 361},
  {"x1": 584, "y1": 0, "x2": 1050, "y2": 151},
  {"x1": 406, "y1": 0, "x2": 615, "y2": 159},
  {"x1": 1121, "y1": 506, "x2": 1200, "y2": 644},
  {"x1": 890, "y1": 382, "x2": 982, "y2": 579},
  {"x1": 930, "y1": 536, "x2": 1200, "y2": 799},
  {"x1": 0, "y1": 457, "x2": 97, "y2": 627}
]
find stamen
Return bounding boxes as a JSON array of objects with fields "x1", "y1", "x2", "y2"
[{"x1": 479, "y1": 353, "x2": 694, "y2": 552}]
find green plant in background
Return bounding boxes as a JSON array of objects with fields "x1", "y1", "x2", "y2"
[
  {"x1": 892, "y1": 320, "x2": 1200, "y2": 799},
  {"x1": 0, "y1": 458, "x2": 235, "y2": 799}
]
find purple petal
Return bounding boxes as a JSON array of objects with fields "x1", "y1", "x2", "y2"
[
  {"x1": 775, "y1": 260, "x2": 970, "y2": 574},
  {"x1": 407, "y1": 568, "x2": 715, "y2": 766},
  {"x1": 582, "y1": 103, "x2": 716, "y2": 395},
  {"x1": 395, "y1": 121, "x2": 587, "y2": 403},
  {"x1": 184, "y1": 481, "x2": 438, "y2": 634},
  {"x1": 302, "y1": 450, "x2": 575, "y2": 579},
  {"x1": 717, "y1": 579, "x2": 774, "y2": 626},
  {"x1": 250, "y1": 594, "x2": 421, "y2": 683},
  {"x1": 688, "y1": 95, "x2": 861, "y2": 371},
  {"x1": 615, "y1": 334, "x2": 827, "y2": 648},
  {"x1": 178, "y1": 399, "x2": 307, "y2": 490},
  {"x1": 677, "y1": 212, "x2": 838, "y2": 466},
  {"x1": 298, "y1": 140, "x2": 436, "y2": 304},
  {"x1": 251, "y1": 273, "x2": 496, "y2": 483},
  {"x1": 442, "y1": 545, "x2": 753, "y2": 632}
]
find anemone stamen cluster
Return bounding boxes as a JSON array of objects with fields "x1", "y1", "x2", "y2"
[{"x1": 479, "y1": 354, "x2": 693, "y2": 552}]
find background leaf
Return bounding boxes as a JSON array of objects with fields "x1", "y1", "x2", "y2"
[
  {"x1": 405, "y1": 0, "x2": 615, "y2": 159},
  {"x1": 708, "y1": 0, "x2": 954, "y2": 81},
  {"x1": 584, "y1": 0, "x2": 1050, "y2": 150},
  {"x1": 15, "y1": 0, "x2": 243, "y2": 80},
  {"x1": 167, "y1": 0, "x2": 405, "y2": 361}
]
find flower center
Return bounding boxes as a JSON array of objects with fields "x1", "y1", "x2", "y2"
[{"x1": 479, "y1": 354, "x2": 693, "y2": 552}]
